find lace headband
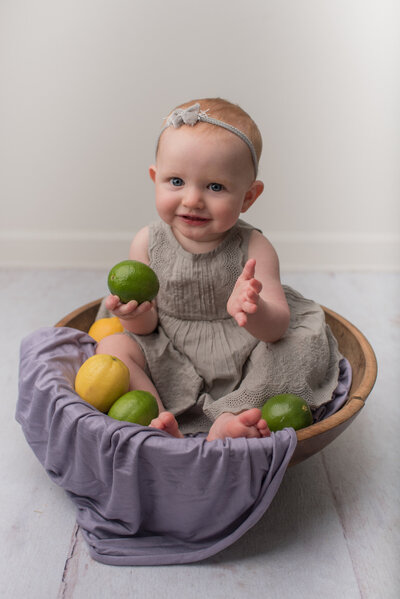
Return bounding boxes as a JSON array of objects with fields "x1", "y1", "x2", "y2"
[{"x1": 158, "y1": 103, "x2": 258, "y2": 177}]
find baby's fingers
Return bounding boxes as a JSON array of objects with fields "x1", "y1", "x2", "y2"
[
  {"x1": 249, "y1": 278, "x2": 262, "y2": 294},
  {"x1": 240, "y1": 259, "x2": 256, "y2": 281},
  {"x1": 118, "y1": 300, "x2": 154, "y2": 318},
  {"x1": 105, "y1": 294, "x2": 122, "y2": 311},
  {"x1": 133, "y1": 301, "x2": 153, "y2": 316},
  {"x1": 246, "y1": 286, "x2": 260, "y2": 303},
  {"x1": 235, "y1": 311, "x2": 248, "y2": 327},
  {"x1": 115, "y1": 300, "x2": 139, "y2": 316},
  {"x1": 242, "y1": 301, "x2": 258, "y2": 314}
]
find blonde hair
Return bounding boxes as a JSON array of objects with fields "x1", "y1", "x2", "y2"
[{"x1": 160, "y1": 97, "x2": 263, "y2": 162}]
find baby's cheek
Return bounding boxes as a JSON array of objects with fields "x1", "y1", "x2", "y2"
[{"x1": 155, "y1": 195, "x2": 176, "y2": 222}]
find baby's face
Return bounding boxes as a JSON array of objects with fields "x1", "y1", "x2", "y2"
[{"x1": 150, "y1": 126, "x2": 258, "y2": 252}]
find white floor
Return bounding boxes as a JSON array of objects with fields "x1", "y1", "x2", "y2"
[{"x1": 1, "y1": 269, "x2": 399, "y2": 599}]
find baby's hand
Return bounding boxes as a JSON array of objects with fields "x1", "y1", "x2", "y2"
[
  {"x1": 227, "y1": 259, "x2": 262, "y2": 327},
  {"x1": 105, "y1": 294, "x2": 154, "y2": 321}
]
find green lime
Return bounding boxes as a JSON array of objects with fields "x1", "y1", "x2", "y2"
[
  {"x1": 261, "y1": 393, "x2": 313, "y2": 432},
  {"x1": 108, "y1": 390, "x2": 159, "y2": 425},
  {"x1": 107, "y1": 260, "x2": 159, "y2": 304}
]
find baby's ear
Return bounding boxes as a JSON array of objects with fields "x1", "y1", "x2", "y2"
[
  {"x1": 149, "y1": 165, "x2": 157, "y2": 182},
  {"x1": 241, "y1": 180, "x2": 264, "y2": 212}
]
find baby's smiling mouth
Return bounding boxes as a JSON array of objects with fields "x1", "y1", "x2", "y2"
[{"x1": 178, "y1": 214, "x2": 210, "y2": 223}]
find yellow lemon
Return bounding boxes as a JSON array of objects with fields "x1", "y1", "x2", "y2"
[
  {"x1": 261, "y1": 393, "x2": 313, "y2": 432},
  {"x1": 88, "y1": 317, "x2": 124, "y2": 342},
  {"x1": 108, "y1": 260, "x2": 159, "y2": 304},
  {"x1": 108, "y1": 390, "x2": 159, "y2": 425},
  {"x1": 75, "y1": 354, "x2": 130, "y2": 412}
]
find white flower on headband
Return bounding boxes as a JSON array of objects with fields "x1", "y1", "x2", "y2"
[{"x1": 166, "y1": 103, "x2": 207, "y2": 128}]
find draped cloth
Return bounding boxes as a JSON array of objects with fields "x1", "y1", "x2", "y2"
[{"x1": 16, "y1": 326, "x2": 299, "y2": 565}]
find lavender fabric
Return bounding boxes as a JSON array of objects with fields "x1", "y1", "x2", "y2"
[
  {"x1": 16, "y1": 327, "x2": 299, "y2": 566},
  {"x1": 312, "y1": 357, "x2": 352, "y2": 421}
]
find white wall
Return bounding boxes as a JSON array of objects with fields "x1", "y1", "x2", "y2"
[{"x1": 1, "y1": 0, "x2": 399, "y2": 270}]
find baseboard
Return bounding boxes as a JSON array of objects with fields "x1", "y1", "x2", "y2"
[
  {"x1": 0, "y1": 229, "x2": 399, "y2": 271},
  {"x1": 0, "y1": 230, "x2": 132, "y2": 269},
  {"x1": 268, "y1": 231, "x2": 400, "y2": 271}
]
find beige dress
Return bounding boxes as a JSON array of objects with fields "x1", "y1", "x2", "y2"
[{"x1": 119, "y1": 220, "x2": 342, "y2": 435}]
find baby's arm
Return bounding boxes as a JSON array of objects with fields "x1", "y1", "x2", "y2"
[
  {"x1": 105, "y1": 227, "x2": 159, "y2": 335},
  {"x1": 227, "y1": 230, "x2": 290, "y2": 343}
]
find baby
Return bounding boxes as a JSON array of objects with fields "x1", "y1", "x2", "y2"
[{"x1": 97, "y1": 98, "x2": 292, "y2": 441}]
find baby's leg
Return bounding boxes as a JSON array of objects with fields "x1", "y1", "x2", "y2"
[
  {"x1": 207, "y1": 409, "x2": 270, "y2": 442},
  {"x1": 96, "y1": 333, "x2": 161, "y2": 406},
  {"x1": 96, "y1": 333, "x2": 183, "y2": 438}
]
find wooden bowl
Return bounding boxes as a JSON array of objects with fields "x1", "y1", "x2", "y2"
[{"x1": 56, "y1": 300, "x2": 377, "y2": 466}]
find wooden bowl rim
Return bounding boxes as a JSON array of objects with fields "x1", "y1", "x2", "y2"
[
  {"x1": 55, "y1": 298, "x2": 104, "y2": 328},
  {"x1": 296, "y1": 305, "x2": 377, "y2": 442},
  {"x1": 55, "y1": 299, "x2": 378, "y2": 442}
]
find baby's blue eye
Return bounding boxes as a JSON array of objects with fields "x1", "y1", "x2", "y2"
[
  {"x1": 208, "y1": 183, "x2": 224, "y2": 192},
  {"x1": 170, "y1": 177, "x2": 184, "y2": 187}
]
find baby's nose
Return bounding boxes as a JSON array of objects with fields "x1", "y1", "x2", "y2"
[{"x1": 183, "y1": 188, "x2": 204, "y2": 208}]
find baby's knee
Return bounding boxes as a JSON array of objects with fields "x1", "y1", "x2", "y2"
[
  {"x1": 96, "y1": 332, "x2": 124, "y2": 354},
  {"x1": 96, "y1": 333, "x2": 145, "y2": 368}
]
